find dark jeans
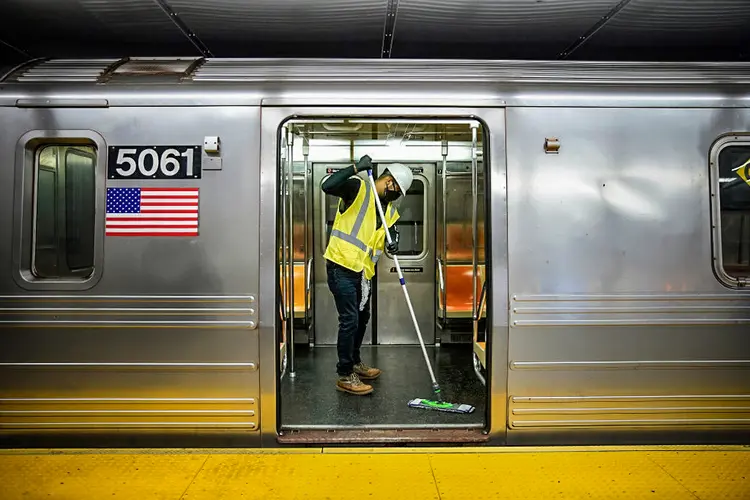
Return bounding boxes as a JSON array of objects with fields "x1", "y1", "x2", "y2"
[{"x1": 326, "y1": 260, "x2": 371, "y2": 376}]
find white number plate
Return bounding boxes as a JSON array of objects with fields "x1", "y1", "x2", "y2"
[{"x1": 108, "y1": 146, "x2": 201, "y2": 180}]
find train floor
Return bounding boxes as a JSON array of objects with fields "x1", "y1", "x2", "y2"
[
  {"x1": 1, "y1": 445, "x2": 748, "y2": 499},
  {"x1": 280, "y1": 344, "x2": 485, "y2": 428}
]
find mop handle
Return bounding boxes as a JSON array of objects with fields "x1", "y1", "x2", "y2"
[{"x1": 366, "y1": 169, "x2": 439, "y2": 389}]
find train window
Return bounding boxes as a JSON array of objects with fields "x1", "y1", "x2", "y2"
[
  {"x1": 32, "y1": 145, "x2": 97, "y2": 279},
  {"x1": 713, "y1": 141, "x2": 750, "y2": 286},
  {"x1": 389, "y1": 177, "x2": 425, "y2": 257}
]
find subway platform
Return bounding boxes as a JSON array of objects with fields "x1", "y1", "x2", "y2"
[{"x1": 1, "y1": 445, "x2": 748, "y2": 499}]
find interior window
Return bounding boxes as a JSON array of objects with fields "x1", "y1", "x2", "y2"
[
  {"x1": 717, "y1": 145, "x2": 750, "y2": 280},
  {"x1": 390, "y1": 178, "x2": 425, "y2": 256},
  {"x1": 33, "y1": 145, "x2": 97, "y2": 279}
]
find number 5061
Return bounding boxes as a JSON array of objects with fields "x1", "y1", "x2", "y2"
[{"x1": 108, "y1": 146, "x2": 201, "y2": 179}]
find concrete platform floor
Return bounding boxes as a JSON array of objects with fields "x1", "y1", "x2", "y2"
[{"x1": 0, "y1": 445, "x2": 748, "y2": 499}]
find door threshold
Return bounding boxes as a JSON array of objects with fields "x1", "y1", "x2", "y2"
[{"x1": 277, "y1": 428, "x2": 489, "y2": 445}]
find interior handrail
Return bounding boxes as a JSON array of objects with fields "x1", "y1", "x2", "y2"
[
  {"x1": 437, "y1": 257, "x2": 445, "y2": 293},
  {"x1": 474, "y1": 279, "x2": 487, "y2": 322},
  {"x1": 472, "y1": 280, "x2": 487, "y2": 343},
  {"x1": 278, "y1": 283, "x2": 288, "y2": 322},
  {"x1": 306, "y1": 257, "x2": 313, "y2": 292},
  {"x1": 472, "y1": 279, "x2": 488, "y2": 386}
]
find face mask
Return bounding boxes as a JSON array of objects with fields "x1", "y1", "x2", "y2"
[{"x1": 384, "y1": 189, "x2": 400, "y2": 203}]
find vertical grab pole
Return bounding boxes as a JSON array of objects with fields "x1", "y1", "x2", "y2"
[
  {"x1": 470, "y1": 123, "x2": 479, "y2": 322},
  {"x1": 439, "y1": 139, "x2": 448, "y2": 346},
  {"x1": 287, "y1": 130, "x2": 296, "y2": 378},
  {"x1": 303, "y1": 137, "x2": 313, "y2": 346},
  {"x1": 279, "y1": 127, "x2": 289, "y2": 376}
]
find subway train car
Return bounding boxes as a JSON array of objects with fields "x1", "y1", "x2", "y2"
[{"x1": 0, "y1": 58, "x2": 748, "y2": 447}]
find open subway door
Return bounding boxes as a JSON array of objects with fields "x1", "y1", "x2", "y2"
[
  {"x1": 435, "y1": 150, "x2": 488, "y2": 384},
  {"x1": 259, "y1": 108, "x2": 507, "y2": 446}
]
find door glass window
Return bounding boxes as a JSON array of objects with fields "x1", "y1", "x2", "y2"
[
  {"x1": 389, "y1": 178, "x2": 425, "y2": 256},
  {"x1": 717, "y1": 145, "x2": 750, "y2": 280},
  {"x1": 32, "y1": 145, "x2": 96, "y2": 279}
]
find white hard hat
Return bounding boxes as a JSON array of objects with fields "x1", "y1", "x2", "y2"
[{"x1": 384, "y1": 163, "x2": 413, "y2": 196}]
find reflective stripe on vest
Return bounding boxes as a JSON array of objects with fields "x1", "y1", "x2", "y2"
[
  {"x1": 368, "y1": 248, "x2": 383, "y2": 264},
  {"x1": 367, "y1": 204, "x2": 395, "y2": 264},
  {"x1": 328, "y1": 178, "x2": 371, "y2": 251},
  {"x1": 361, "y1": 201, "x2": 399, "y2": 280}
]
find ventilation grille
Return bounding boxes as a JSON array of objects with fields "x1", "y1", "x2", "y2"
[
  {"x1": 112, "y1": 58, "x2": 202, "y2": 76},
  {"x1": 13, "y1": 59, "x2": 120, "y2": 82}
]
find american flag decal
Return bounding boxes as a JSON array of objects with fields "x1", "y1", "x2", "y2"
[{"x1": 106, "y1": 187, "x2": 199, "y2": 237}]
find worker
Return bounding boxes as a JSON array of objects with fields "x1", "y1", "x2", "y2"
[{"x1": 322, "y1": 155, "x2": 413, "y2": 395}]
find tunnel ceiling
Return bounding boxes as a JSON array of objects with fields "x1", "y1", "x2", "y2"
[{"x1": 1, "y1": 0, "x2": 749, "y2": 68}]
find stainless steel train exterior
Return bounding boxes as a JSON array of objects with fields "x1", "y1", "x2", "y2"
[{"x1": 0, "y1": 58, "x2": 749, "y2": 447}]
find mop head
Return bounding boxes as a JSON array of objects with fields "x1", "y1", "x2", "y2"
[{"x1": 407, "y1": 398, "x2": 475, "y2": 414}]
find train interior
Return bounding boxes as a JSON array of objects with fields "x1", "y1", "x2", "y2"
[{"x1": 276, "y1": 118, "x2": 489, "y2": 433}]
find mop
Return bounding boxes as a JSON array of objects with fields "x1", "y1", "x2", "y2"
[{"x1": 366, "y1": 169, "x2": 475, "y2": 414}]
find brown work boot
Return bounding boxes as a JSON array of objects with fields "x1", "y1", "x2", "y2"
[
  {"x1": 354, "y1": 362, "x2": 381, "y2": 380},
  {"x1": 336, "y1": 373, "x2": 373, "y2": 395}
]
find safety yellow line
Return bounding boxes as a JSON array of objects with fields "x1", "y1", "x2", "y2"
[{"x1": 1, "y1": 446, "x2": 748, "y2": 500}]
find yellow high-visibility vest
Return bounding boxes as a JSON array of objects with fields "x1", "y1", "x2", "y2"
[{"x1": 324, "y1": 176, "x2": 400, "y2": 280}]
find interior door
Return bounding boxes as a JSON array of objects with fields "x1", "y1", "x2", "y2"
[{"x1": 376, "y1": 164, "x2": 436, "y2": 345}]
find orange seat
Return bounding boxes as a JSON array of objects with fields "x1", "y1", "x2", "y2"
[
  {"x1": 281, "y1": 263, "x2": 307, "y2": 316},
  {"x1": 440, "y1": 264, "x2": 485, "y2": 317},
  {"x1": 293, "y1": 264, "x2": 305, "y2": 315},
  {"x1": 445, "y1": 223, "x2": 485, "y2": 261},
  {"x1": 440, "y1": 222, "x2": 486, "y2": 318},
  {"x1": 292, "y1": 224, "x2": 305, "y2": 261}
]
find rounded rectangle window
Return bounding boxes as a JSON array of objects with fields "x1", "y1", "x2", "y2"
[
  {"x1": 710, "y1": 135, "x2": 750, "y2": 288},
  {"x1": 12, "y1": 130, "x2": 106, "y2": 291}
]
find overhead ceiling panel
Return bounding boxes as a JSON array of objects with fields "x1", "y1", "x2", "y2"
[
  {"x1": 392, "y1": 0, "x2": 621, "y2": 59},
  {"x1": 0, "y1": 0, "x2": 747, "y2": 63},
  {"x1": 572, "y1": 0, "x2": 750, "y2": 60},
  {"x1": 0, "y1": 0, "x2": 196, "y2": 58},
  {"x1": 170, "y1": 0, "x2": 387, "y2": 57}
]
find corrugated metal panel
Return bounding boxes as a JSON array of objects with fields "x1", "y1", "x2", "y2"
[
  {"x1": 192, "y1": 59, "x2": 750, "y2": 85},
  {"x1": 393, "y1": 0, "x2": 618, "y2": 58},
  {"x1": 13, "y1": 59, "x2": 120, "y2": 82},
  {"x1": 573, "y1": 0, "x2": 750, "y2": 59}
]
